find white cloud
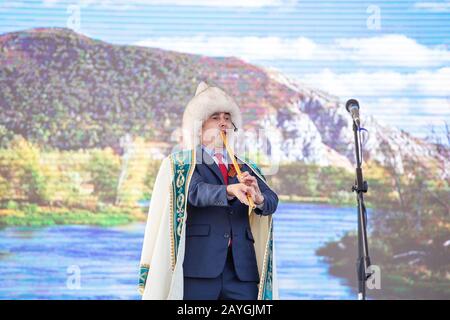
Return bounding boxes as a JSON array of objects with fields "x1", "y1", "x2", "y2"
[
  {"x1": 413, "y1": 68, "x2": 450, "y2": 97},
  {"x1": 135, "y1": 36, "x2": 317, "y2": 61},
  {"x1": 333, "y1": 34, "x2": 450, "y2": 67},
  {"x1": 298, "y1": 68, "x2": 450, "y2": 98},
  {"x1": 135, "y1": 34, "x2": 450, "y2": 68},
  {"x1": 340, "y1": 97, "x2": 449, "y2": 138},
  {"x1": 413, "y1": 1, "x2": 450, "y2": 12},
  {"x1": 363, "y1": 98, "x2": 449, "y2": 118},
  {"x1": 298, "y1": 69, "x2": 406, "y2": 97},
  {"x1": 297, "y1": 69, "x2": 450, "y2": 137}
]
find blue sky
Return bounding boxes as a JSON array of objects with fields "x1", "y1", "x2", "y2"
[{"x1": 1, "y1": 0, "x2": 449, "y2": 141}]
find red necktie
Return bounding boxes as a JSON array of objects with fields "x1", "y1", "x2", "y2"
[
  {"x1": 215, "y1": 152, "x2": 231, "y2": 247},
  {"x1": 214, "y1": 153, "x2": 228, "y2": 185}
]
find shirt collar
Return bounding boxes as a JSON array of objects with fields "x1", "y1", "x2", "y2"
[{"x1": 201, "y1": 144, "x2": 228, "y2": 162}]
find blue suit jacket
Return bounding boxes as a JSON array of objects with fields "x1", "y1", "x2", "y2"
[{"x1": 183, "y1": 145, "x2": 278, "y2": 282}]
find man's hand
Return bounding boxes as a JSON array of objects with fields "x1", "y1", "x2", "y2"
[
  {"x1": 238, "y1": 171, "x2": 264, "y2": 205},
  {"x1": 226, "y1": 183, "x2": 255, "y2": 206}
]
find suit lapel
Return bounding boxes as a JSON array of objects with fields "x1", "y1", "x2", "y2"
[{"x1": 196, "y1": 145, "x2": 226, "y2": 185}]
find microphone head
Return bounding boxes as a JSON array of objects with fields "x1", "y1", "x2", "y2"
[{"x1": 345, "y1": 99, "x2": 359, "y2": 112}]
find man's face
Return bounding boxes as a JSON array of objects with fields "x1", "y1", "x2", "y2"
[{"x1": 201, "y1": 112, "x2": 233, "y2": 148}]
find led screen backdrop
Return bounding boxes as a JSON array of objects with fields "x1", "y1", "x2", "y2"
[{"x1": 0, "y1": 0, "x2": 449, "y2": 300}]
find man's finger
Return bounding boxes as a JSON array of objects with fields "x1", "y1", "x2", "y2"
[
  {"x1": 249, "y1": 187, "x2": 257, "y2": 200},
  {"x1": 239, "y1": 188, "x2": 248, "y2": 198},
  {"x1": 247, "y1": 177, "x2": 257, "y2": 185},
  {"x1": 237, "y1": 186, "x2": 251, "y2": 205},
  {"x1": 242, "y1": 176, "x2": 256, "y2": 185},
  {"x1": 239, "y1": 193, "x2": 249, "y2": 205},
  {"x1": 244, "y1": 186, "x2": 256, "y2": 202}
]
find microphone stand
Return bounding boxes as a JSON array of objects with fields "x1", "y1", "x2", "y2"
[{"x1": 351, "y1": 120, "x2": 372, "y2": 300}]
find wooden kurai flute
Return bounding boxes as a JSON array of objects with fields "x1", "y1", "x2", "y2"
[{"x1": 220, "y1": 131, "x2": 255, "y2": 211}]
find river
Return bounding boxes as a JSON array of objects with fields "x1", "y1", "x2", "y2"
[{"x1": 0, "y1": 202, "x2": 360, "y2": 299}]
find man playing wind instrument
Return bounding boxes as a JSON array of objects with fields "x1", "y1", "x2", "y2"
[{"x1": 139, "y1": 81, "x2": 279, "y2": 300}]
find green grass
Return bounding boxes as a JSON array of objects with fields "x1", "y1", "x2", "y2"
[{"x1": 0, "y1": 205, "x2": 145, "y2": 227}]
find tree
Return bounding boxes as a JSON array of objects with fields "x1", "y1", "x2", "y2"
[
  {"x1": 0, "y1": 136, "x2": 49, "y2": 204},
  {"x1": 86, "y1": 148, "x2": 120, "y2": 204}
]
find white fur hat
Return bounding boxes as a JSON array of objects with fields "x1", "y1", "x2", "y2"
[{"x1": 182, "y1": 81, "x2": 242, "y2": 149}]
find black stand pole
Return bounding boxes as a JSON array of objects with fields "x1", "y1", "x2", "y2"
[{"x1": 351, "y1": 121, "x2": 372, "y2": 300}]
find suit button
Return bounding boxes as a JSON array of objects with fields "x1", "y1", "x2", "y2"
[
  {"x1": 224, "y1": 233, "x2": 230, "y2": 239},
  {"x1": 229, "y1": 210, "x2": 233, "y2": 215}
]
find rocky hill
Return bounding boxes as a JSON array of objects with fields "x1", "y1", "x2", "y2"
[{"x1": 0, "y1": 27, "x2": 447, "y2": 176}]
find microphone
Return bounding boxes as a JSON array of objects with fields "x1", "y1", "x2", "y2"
[{"x1": 346, "y1": 99, "x2": 361, "y2": 127}]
